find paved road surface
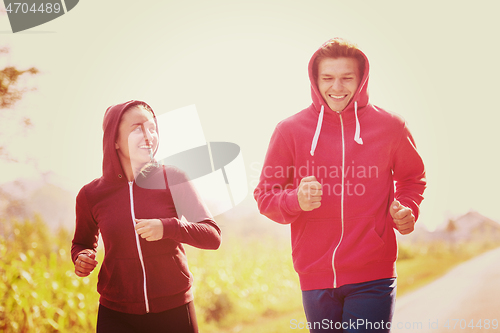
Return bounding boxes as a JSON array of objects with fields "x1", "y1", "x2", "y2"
[{"x1": 391, "y1": 247, "x2": 500, "y2": 332}]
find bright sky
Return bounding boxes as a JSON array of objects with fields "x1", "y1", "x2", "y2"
[{"x1": 0, "y1": 0, "x2": 499, "y2": 231}]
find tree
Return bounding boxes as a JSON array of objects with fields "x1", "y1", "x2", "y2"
[
  {"x1": 446, "y1": 218, "x2": 457, "y2": 233},
  {"x1": 0, "y1": 47, "x2": 39, "y2": 221},
  {"x1": 0, "y1": 47, "x2": 39, "y2": 160},
  {"x1": 0, "y1": 47, "x2": 38, "y2": 109}
]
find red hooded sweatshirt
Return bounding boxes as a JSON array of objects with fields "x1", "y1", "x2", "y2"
[
  {"x1": 71, "y1": 100, "x2": 221, "y2": 314},
  {"x1": 254, "y1": 39, "x2": 426, "y2": 290}
]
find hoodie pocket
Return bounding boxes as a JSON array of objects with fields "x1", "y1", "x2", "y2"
[
  {"x1": 291, "y1": 218, "x2": 341, "y2": 274},
  {"x1": 145, "y1": 252, "x2": 193, "y2": 298},
  {"x1": 97, "y1": 258, "x2": 145, "y2": 303},
  {"x1": 336, "y1": 216, "x2": 385, "y2": 270}
]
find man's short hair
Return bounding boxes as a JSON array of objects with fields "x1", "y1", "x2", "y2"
[{"x1": 312, "y1": 39, "x2": 366, "y2": 81}]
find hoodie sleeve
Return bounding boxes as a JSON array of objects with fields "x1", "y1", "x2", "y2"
[
  {"x1": 160, "y1": 218, "x2": 221, "y2": 250},
  {"x1": 254, "y1": 126, "x2": 303, "y2": 225},
  {"x1": 161, "y1": 167, "x2": 221, "y2": 250},
  {"x1": 392, "y1": 122, "x2": 427, "y2": 221},
  {"x1": 71, "y1": 187, "x2": 99, "y2": 263}
]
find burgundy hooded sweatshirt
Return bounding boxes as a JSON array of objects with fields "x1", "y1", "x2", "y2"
[
  {"x1": 254, "y1": 39, "x2": 426, "y2": 290},
  {"x1": 71, "y1": 100, "x2": 221, "y2": 314}
]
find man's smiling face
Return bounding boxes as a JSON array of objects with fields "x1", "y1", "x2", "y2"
[{"x1": 317, "y1": 57, "x2": 361, "y2": 112}]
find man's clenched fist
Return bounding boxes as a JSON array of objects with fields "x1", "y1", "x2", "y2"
[
  {"x1": 298, "y1": 176, "x2": 322, "y2": 211},
  {"x1": 390, "y1": 200, "x2": 415, "y2": 235}
]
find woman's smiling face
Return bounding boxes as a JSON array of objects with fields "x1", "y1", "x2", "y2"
[{"x1": 115, "y1": 105, "x2": 158, "y2": 168}]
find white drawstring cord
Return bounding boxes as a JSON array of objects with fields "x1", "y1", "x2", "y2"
[
  {"x1": 354, "y1": 101, "x2": 363, "y2": 145},
  {"x1": 311, "y1": 102, "x2": 362, "y2": 156},
  {"x1": 310, "y1": 105, "x2": 324, "y2": 156}
]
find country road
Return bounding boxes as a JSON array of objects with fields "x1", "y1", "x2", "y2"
[{"x1": 391, "y1": 247, "x2": 500, "y2": 332}]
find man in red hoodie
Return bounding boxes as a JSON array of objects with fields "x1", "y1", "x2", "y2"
[{"x1": 254, "y1": 38, "x2": 426, "y2": 332}]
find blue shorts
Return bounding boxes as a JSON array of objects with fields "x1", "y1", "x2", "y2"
[{"x1": 302, "y1": 278, "x2": 397, "y2": 332}]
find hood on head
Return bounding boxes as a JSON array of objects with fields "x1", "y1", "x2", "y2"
[
  {"x1": 308, "y1": 38, "x2": 370, "y2": 155},
  {"x1": 308, "y1": 37, "x2": 370, "y2": 115},
  {"x1": 102, "y1": 100, "x2": 158, "y2": 182}
]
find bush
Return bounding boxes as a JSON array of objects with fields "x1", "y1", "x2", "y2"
[
  {"x1": 4, "y1": 217, "x2": 495, "y2": 332},
  {"x1": 0, "y1": 218, "x2": 301, "y2": 332},
  {"x1": 186, "y1": 237, "x2": 302, "y2": 330},
  {"x1": 0, "y1": 217, "x2": 99, "y2": 332}
]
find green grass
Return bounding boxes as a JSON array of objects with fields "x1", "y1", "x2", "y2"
[{"x1": 1, "y1": 217, "x2": 498, "y2": 332}]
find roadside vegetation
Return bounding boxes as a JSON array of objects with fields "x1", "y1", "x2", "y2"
[{"x1": 1, "y1": 217, "x2": 498, "y2": 332}]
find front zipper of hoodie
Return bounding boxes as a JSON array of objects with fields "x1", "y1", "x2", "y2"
[
  {"x1": 128, "y1": 181, "x2": 150, "y2": 313},
  {"x1": 331, "y1": 112, "x2": 346, "y2": 288}
]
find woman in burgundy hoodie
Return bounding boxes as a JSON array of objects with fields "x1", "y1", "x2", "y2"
[{"x1": 71, "y1": 100, "x2": 221, "y2": 333}]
